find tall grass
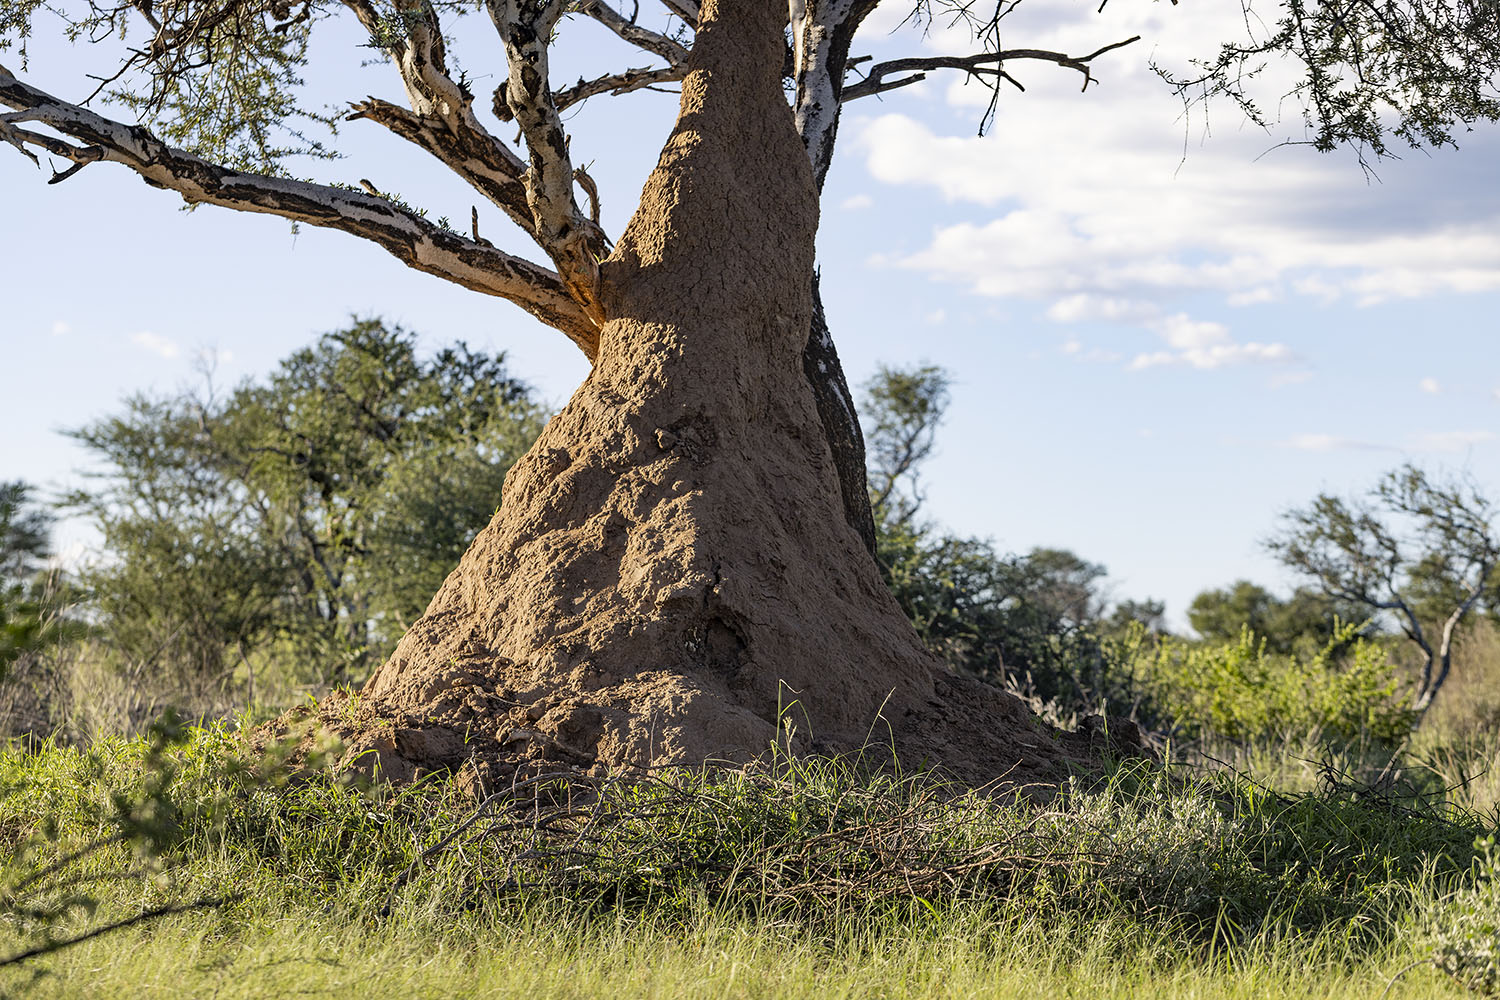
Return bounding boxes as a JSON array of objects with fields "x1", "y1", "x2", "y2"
[{"x1": 0, "y1": 725, "x2": 1494, "y2": 997}]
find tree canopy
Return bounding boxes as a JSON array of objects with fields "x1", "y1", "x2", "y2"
[{"x1": 66, "y1": 320, "x2": 546, "y2": 704}]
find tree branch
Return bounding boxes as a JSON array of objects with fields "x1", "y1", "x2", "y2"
[
  {"x1": 0, "y1": 63, "x2": 599, "y2": 355},
  {"x1": 486, "y1": 0, "x2": 609, "y2": 325},
  {"x1": 790, "y1": 0, "x2": 879, "y2": 189},
  {"x1": 550, "y1": 64, "x2": 687, "y2": 114},
  {"x1": 344, "y1": 97, "x2": 534, "y2": 236},
  {"x1": 577, "y1": 0, "x2": 690, "y2": 67},
  {"x1": 658, "y1": 0, "x2": 699, "y2": 28},
  {"x1": 339, "y1": 0, "x2": 538, "y2": 238},
  {"x1": 842, "y1": 37, "x2": 1143, "y2": 103}
]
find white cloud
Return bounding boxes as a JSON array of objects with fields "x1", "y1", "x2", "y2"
[
  {"x1": 50, "y1": 320, "x2": 70, "y2": 336},
  {"x1": 1227, "y1": 287, "x2": 1278, "y2": 307},
  {"x1": 1045, "y1": 295, "x2": 1293, "y2": 369},
  {"x1": 130, "y1": 331, "x2": 180, "y2": 359},
  {"x1": 841, "y1": 193, "x2": 874, "y2": 210},
  {"x1": 1419, "y1": 377, "x2": 1441, "y2": 394},
  {"x1": 850, "y1": 4, "x2": 1500, "y2": 369},
  {"x1": 1268, "y1": 370, "x2": 1315, "y2": 388},
  {"x1": 1277, "y1": 429, "x2": 1494, "y2": 453},
  {"x1": 1279, "y1": 433, "x2": 1391, "y2": 452},
  {"x1": 924, "y1": 308, "x2": 947, "y2": 325},
  {"x1": 1408, "y1": 430, "x2": 1495, "y2": 453}
]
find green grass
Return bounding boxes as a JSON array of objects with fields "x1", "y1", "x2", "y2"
[
  {"x1": 0, "y1": 725, "x2": 1495, "y2": 998},
  {"x1": 1, "y1": 903, "x2": 1481, "y2": 999}
]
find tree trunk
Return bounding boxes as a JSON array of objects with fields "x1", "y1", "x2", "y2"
[
  {"x1": 805, "y1": 273, "x2": 878, "y2": 558},
  {"x1": 326, "y1": 0, "x2": 1103, "y2": 788}
]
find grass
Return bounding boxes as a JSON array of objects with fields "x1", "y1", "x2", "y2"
[
  {"x1": 3, "y1": 903, "x2": 1482, "y2": 999},
  {"x1": 0, "y1": 723, "x2": 1495, "y2": 998}
]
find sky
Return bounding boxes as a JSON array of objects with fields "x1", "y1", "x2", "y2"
[{"x1": 2, "y1": 0, "x2": 1498, "y2": 627}]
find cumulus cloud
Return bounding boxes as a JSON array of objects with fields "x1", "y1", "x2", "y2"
[
  {"x1": 841, "y1": 193, "x2": 874, "y2": 210},
  {"x1": 848, "y1": 3, "x2": 1500, "y2": 370},
  {"x1": 130, "y1": 331, "x2": 180, "y2": 359},
  {"x1": 1046, "y1": 294, "x2": 1293, "y2": 369}
]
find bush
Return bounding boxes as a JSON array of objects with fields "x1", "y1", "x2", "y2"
[
  {"x1": 1131, "y1": 623, "x2": 1415, "y2": 746},
  {"x1": 1430, "y1": 835, "x2": 1500, "y2": 994}
]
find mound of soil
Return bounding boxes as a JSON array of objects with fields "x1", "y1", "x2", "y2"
[
  {"x1": 255, "y1": 0, "x2": 1146, "y2": 796},
  {"x1": 256, "y1": 671, "x2": 1145, "y2": 798}
]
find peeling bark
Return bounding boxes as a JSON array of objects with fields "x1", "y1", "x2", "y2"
[{"x1": 488, "y1": 0, "x2": 610, "y2": 324}]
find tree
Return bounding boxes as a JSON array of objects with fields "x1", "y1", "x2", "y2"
[
  {"x1": 0, "y1": 481, "x2": 56, "y2": 682},
  {"x1": 4, "y1": 0, "x2": 1497, "y2": 778},
  {"x1": 1268, "y1": 465, "x2": 1500, "y2": 716},
  {"x1": 864, "y1": 364, "x2": 950, "y2": 530},
  {"x1": 1187, "y1": 580, "x2": 1368, "y2": 656},
  {"x1": 67, "y1": 320, "x2": 545, "y2": 707}
]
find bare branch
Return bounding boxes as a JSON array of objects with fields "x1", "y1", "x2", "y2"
[
  {"x1": 339, "y1": 0, "x2": 538, "y2": 237},
  {"x1": 0, "y1": 63, "x2": 599, "y2": 355},
  {"x1": 550, "y1": 64, "x2": 687, "y2": 114},
  {"x1": 842, "y1": 37, "x2": 1143, "y2": 102},
  {"x1": 345, "y1": 97, "x2": 534, "y2": 235},
  {"x1": 577, "y1": 0, "x2": 690, "y2": 67},
  {"x1": 487, "y1": 0, "x2": 609, "y2": 325}
]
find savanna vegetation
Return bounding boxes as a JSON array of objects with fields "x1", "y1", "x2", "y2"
[{"x1": 3, "y1": 329, "x2": 1500, "y2": 996}]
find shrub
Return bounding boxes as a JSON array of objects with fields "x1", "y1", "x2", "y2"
[
  {"x1": 1132, "y1": 623, "x2": 1415, "y2": 746},
  {"x1": 1429, "y1": 835, "x2": 1500, "y2": 994}
]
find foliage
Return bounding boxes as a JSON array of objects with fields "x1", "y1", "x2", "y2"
[
  {"x1": 1162, "y1": 0, "x2": 1500, "y2": 160},
  {"x1": 0, "y1": 712, "x2": 243, "y2": 969},
  {"x1": 877, "y1": 519, "x2": 1128, "y2": 709},
  {"x1": 0, "y1": 481, "x2": 75, "y2": 686},
  {"x1": 64, "y1": 320, "x2": 547, "y2": 705},
  {"x1": 1429, "y1": 835, "x2": 1500, "y2": 994},
  {"x1": 1128, "y1": 623, "x2": 1416, "y2": 746},
  {"x1": 861, "y1": 365, "x2": 1153, "y2": 711},
  {"x1": 1188, "y1": 580, "x2": 1372, "y2": 656},
  {"x1": 863, "y1": 363, "x2": 949, "y2": 527},
  {"x1": 0, "y1": 730, "x2": 1490, "y2": 971}
]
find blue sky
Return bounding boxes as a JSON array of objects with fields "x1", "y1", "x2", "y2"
[{"x1": 2, "y1": 1, "x2": 1498, "y2": 626}]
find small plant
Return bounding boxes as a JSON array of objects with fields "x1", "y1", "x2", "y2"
[
  {"x1": 1429, "y1": 835, "x2": 1500, "y2": 994},
  {"x1": 0, "y1": 712, "x2": 327, "y2": 969}
]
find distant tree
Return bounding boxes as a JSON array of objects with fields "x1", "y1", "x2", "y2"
[
  {"x1": 1187, "y1": 580, "x2": 1368, "y2": 655},
  {"x1": 0, "y1": 482, "x2": 49, "y2": 582},
  {"x1": 0, "y1": 481, "x2": 55, "y2": 681},
  {"x1": 863, "y1": 364, "x2": 950, "y2": 529},
  {"x1": 1268, "y1": 465, "x2": 1500, "y2": 715},
  {"x1": 67, "y1": 320, "x2": 546, "y2": 703},
  {"x1": 1101, "y1": 598, "x2": 1167, "y2": 637}
]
